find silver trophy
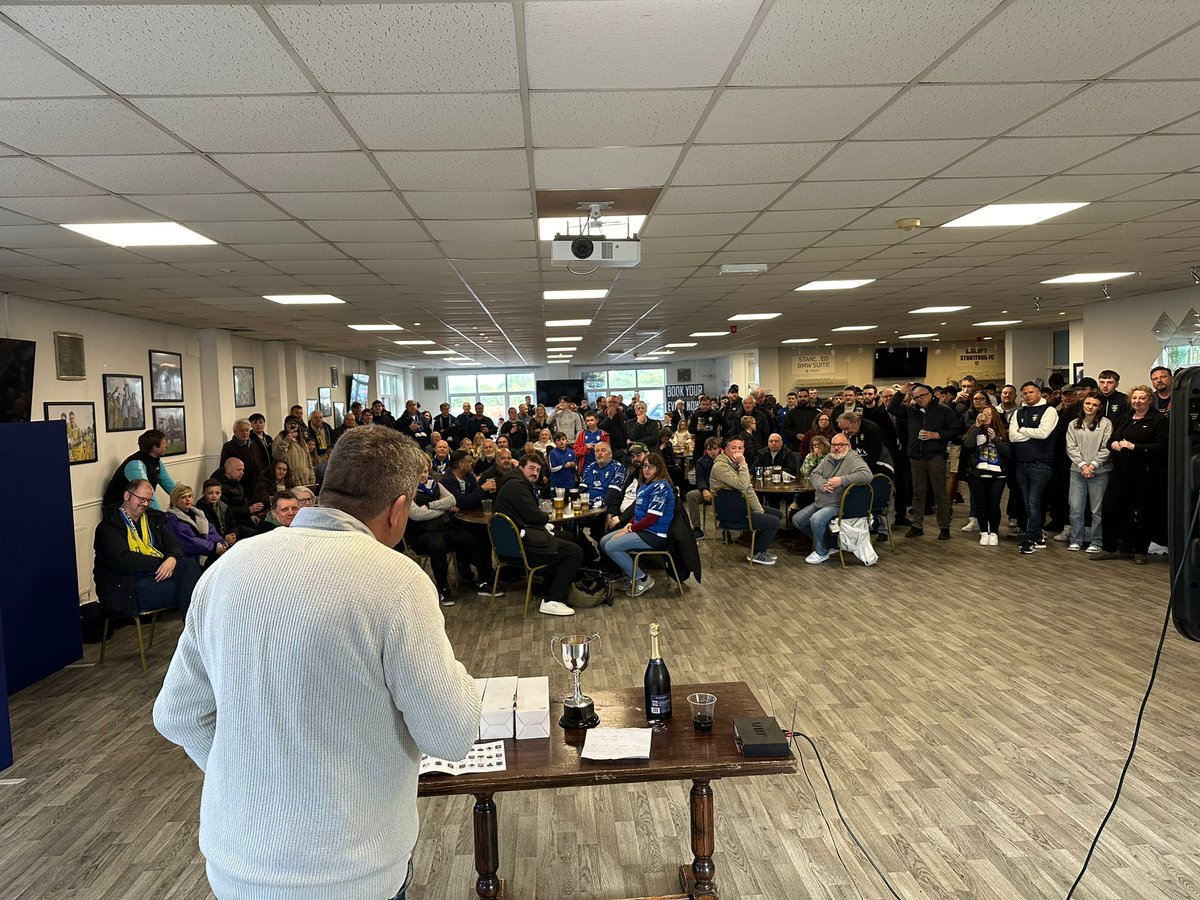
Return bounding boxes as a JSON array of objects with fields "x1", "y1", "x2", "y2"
[{"x1": 550, "y1": 633, "x2": 601, "y2": 729}]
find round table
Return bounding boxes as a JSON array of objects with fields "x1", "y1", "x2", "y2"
[{"x1": 455, "y1": 504, "x2": 608, "y2": 527}]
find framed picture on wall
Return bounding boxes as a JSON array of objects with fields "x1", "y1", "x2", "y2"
[
  {"x1": 1072, "y1": 362, "x2": 1084, "y2": 384},
  {"x1": 233, "y1": 366, "x2": 255, "y2": 407},
  {"x1": 149, "y1": 349, "x2": 183, "y2": 402},
  {"x1": 44, "y1": 401, "x2": 98, "y2": 465},
  {"x1": 153, "y1": 406, "x2": 186, "y2": 456},
  {"x1": 101, "y1": 373, "x2": 145, "y2": 432},
  {"x1": 306, "y1": 398, "x2": 318, "y2": 417},
  {"x1": 333, "y1": 401, "x2": 345, "y2": 423},
  {"x1": 318, "y1": 387, "x2": 333, "y2": 417},
  {"x1": 53, "y1": 332, "x2": 86, "y2": 380}
]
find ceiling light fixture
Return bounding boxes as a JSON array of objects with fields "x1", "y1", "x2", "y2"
[
  {"x1": 941, "y1": 202, "x2": 1087, "y2": 228},
  {"x1": 831, "y1": 325, "x2": 877, "y2": 332},
  {"x1": 663, "y1": 342, "x2": 697, "y2": 348},
  {"x1": 689, "y1": 332, "x2": 727, "y2": 337},
  {"x1": 422, "y1": 350, "x2": 455, "y2": 355},
  {"x1": 543, "y1": 289, "x2": 609, "y2": 300},
  {"x1": 899, "y1": 333, "x2": 938, "y2": 339},
  {"x1": 781, "y1": 338, "x2": 818, "y2": 344},
  {"x1": 909, "y1": 306, "x2": 969, "y2": 314},
  {"x1": 1040, "y1": 272, "x2": 1134, "y2": 284},
  {"x1": 62, "y1": 221, "x2": 216, "y2": 247},
  {"x1": 263, "y1": 294, "x2": 345, "y2": 305},
  {"x1": 548, "y1": 346, "x2": 578, "y2": 351},
  {"x1": 348, "y1": 324, "x2": 403, "y2": 331},
  {"x1": 972, "y1": 319, "x2": 1023, "y2": 326},
  {"x1": 719, "y1": 263, "x2": 769, "y2": 275},
  {"x1": 394, "y1": 339, "x2": 435, "y2": 346},
  {"x1": 546, "y1": 336, "x2": 582, "y2": 342},
  {"x1": 727, "y1": 313, "x2": 781, "y2": 321},
  {"x1": 794, "y1": 279, "x2": 876, "y2": 291},
  {"x1": 546, "y1": 319, "x2": 592, "y2": 327}
]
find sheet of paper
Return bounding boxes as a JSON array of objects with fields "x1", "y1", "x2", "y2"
[
  {"x1": 420, "y1": 740, "x2": 507, "y2": 776},
  {"x1": 581, "y1": 727, "x2": 653, "y2": 760}
]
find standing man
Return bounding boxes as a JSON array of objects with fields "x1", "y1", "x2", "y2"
[
  {"x1": 1009, "y1": 381, "x2": 1059, "y2": 554},
  {"x1": 1096, "y1": 369, "x2": 1130, "y2": 420},
  {"x1": 396, "y1": 400, "x2": 430, "y2": 447},
  {"x1": 432, "y1": 402, "x2": 457, "y2": 444},
  {"x1": 888, "y1": 383, "x2": 960, "y2": 540},
  {"x1": 782, "y1": 388, "x2": 819, "y2": 451},
  {"x1": 549, "y1": 395, "x2": 584, "y2": 440},
  {"x1": 370, "y1": 399, "x2": 396, "y2": 429},
  {"x1": 154, "y1": 428, "x2": 480, "y2": 900},
  {"x1": 599, "y1": 395, "x2": 629, "y2": 460},
  {"x1": 220, "y1": 418, "x2": 262, "y2": 489},
  {"x1": 101, "y1": 429, "x2": 177, "y2": 510},
  {"x1": 688, "y1": 394, "x2": 724, "y2": 461},
  {"x1": 1150, "y1": 366, "x2": 1173, "y2": 413}
]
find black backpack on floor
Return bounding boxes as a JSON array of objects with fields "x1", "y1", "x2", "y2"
[{"x1": 567, "y1": 567, "x2": 614, "y2": 609}]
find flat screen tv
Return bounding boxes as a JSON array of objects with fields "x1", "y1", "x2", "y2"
[
  {"x1": 349, "y1": 373, "x2": 370, "y2": 407},
  {"x1": 874, "y1": 347, "x2": 928, "y2": 381},
  {"x1": 536, "y1": 379, "x2": 585, "y2": 408},
  {"x1": 0, "y1": 338, "x2": 36, "y2": 423}
]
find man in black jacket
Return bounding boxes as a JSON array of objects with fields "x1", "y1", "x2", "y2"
[
  {"x1": 396, "y1": 400, "x2": 430, "y2": 446},
  {"x1": 687, "y1": 395, "x2": 724, "y2": 461},
  {"x1": 782, "y1": 388, "x2": 819, "y2": 450},
  {"x1": 466, "y1": 401, "x2": 497, "y2": 440},
  {"x1": 753, "y1": 433, "x2": 800, "y2": 476},
  {"x1": 494, "y1": 453, "x2": 582, "y2": 616},
  {"x1": 94, "y1": 479, "x2": 201, "y2": 622},
  {"x1": 888, "y1": 383, "x2": 960, "y2": 539},
  {"x1": 439, "y1": 451, "x2": 496, "y2": 510},
  {"x1": 432, "y1": 402, "x2": 458, "y2": 444},
  {"x1": 369, "y1": 400, "x2": 396, "y2": 429},
  {"x1": 599, "y1": 396, "x2": 629, "y2": 460}
]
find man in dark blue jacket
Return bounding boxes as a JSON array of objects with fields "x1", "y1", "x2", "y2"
[
  {"x1": 438, "y1": 451, "x2": 496, "y2": 510},
  {"x1": 685, "y1": 437, "x2": 723, "y2": 538},
  {"x1": 888, "y1": 383, "x2": 960, "y2": 539},
  {"x1": 1009, "y1": 382, "x2": 1059, "y2": 553}
]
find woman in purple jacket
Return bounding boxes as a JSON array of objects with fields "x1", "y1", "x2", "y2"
[{"x1": 165, "y1": 484, "x2": 228, "y2": 567}]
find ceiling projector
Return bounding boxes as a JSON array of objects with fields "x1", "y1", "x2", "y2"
[{"x1": 551, "y1": 233, "x2": 641, "y2": 268}]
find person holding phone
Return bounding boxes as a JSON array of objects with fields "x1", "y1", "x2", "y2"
[
  {"x1": 274, "y1": 415, "x2": 315, "y2": 486},
  {"x1": 961, "y1": 404, "x2": 1010, "y2": 546}
]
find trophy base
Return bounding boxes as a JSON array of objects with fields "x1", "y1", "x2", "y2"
[{"x1": 559, "y1": 701, "x2": 599, "y2": 729}]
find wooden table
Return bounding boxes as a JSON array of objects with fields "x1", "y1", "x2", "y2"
[
  {"x1": 751, "y1": 475, "x2": 812, "y2": 496},
  {"x1": 418, "y1": 681, "x2": 795, "y2": 899},
  {"x1": 455, "y1": 504, "x2": 608, "y2": 527}
]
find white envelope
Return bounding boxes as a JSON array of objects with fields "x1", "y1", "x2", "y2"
[
  {"x1": 514, "y1": 676, "x2": 550, "y2": 740},
  {"x1": 479, "y1": 676, "x2": 518, "y2": 740}
]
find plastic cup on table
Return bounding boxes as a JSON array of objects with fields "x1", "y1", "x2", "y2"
[{"x1": 687, "y1": 692, "x2": 716, "y2": 732}]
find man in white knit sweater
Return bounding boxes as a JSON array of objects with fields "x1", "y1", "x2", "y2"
[{"x1": 154, "y1": 428, "x2": 480, "y2": 900}]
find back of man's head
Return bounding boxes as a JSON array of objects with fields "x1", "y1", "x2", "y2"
[{"x1": 321, "y1": 428, "x2": 424, "y2": 524}]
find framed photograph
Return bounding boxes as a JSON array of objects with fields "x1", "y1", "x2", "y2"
[
  {"x1": 44, "y1": 401, "x2": 98, "y2": 465},
  {"x1": 152, "y1": 405, "x2": 187, "y2": 456},
  {"x1": 318, "y1": 387, "x2": 333, "y2": 417},
  {"x1": 333, "y1": 401, "x2": 345, "y2": 423},
  {"x1": 102, "y1": 373, "x2": 145, "y2": 432},
  {"x1": 53, "y1": 332, "x2": 86, "y2": 380},
  {"x1": 1072, "y1": 362, "x2": 1084, "y2": 384},
  {"x1": 306, "y1": 398, "x2": 318, "y2": 417},
  {"x1": 233, "y1": 366, "x2": 255, "y2": 407},
  {"x1": 330, "y1": 366, "x2": 339, "y2": 389},
  {"x1": 149, "y1": 349, "x2": 183, "y2": 402}
]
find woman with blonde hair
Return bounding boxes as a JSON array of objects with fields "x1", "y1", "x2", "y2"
[{"x1": 165, "y1": 483, "x2": 227, "y2": 566}]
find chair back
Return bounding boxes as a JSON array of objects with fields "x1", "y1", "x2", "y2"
[
  {"x1": 839, "y1": 482, "x2": 874, "y2": 519},
  {"x1": 488, "y1": 512, "x2": 527, "y2": 564},
  {"x1": 713, "y1": 489, "x2": 751, "y2": 531},
  {"x1": 869, "y1": 473, "x2": 893, "y2": 514}
]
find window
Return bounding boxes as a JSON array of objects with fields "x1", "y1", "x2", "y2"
[
  {"x1": 378, "y1": 371, "x2": 403, "y2": 416},
  {"x1": 1164, "y1": 345, "x2": 1200, "y2": 369},
  {"x1": 580, "y1": 368, "x2": 667, "y2": 419},
  {"x1": 446, "y1": 371, "x2": 536, "y2": 421}
]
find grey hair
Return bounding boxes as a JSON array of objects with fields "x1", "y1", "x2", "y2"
[
  {"x1": 291, "y1": 485, "x2": 316, "y2": 502},
  {"x1": 319, "y1": 427, "x2": 424, "y2": 522},
  {"x1": 232, "y1": 417, "x2": 251, "y2": 432},
  {"x1": 837, "y1": 412, "x2": 861, "y2": 427}
]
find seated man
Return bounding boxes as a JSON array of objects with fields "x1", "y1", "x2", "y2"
[
  {"x1": 209, "y1": 457, "x2": 265, "y2": 534},
  {"x1": 709, "y1": 437, "x2": 782, "y2": 565},
  {"x1": 440, "y1": 450, "x2": 496, "y2": 510},
  {"x1": 479, "y1": 446, "x2": 517, "y2": 485},
  {"x1": 429, "y1": 439, "x2": 452, "y2": 477},
  {"x1": 752, "y1": 433, "x2": 800, "y2": 477},
  {"x1": 578, "y1": 441, "x2": 626, "y2": 563},
  {"x1": 686, "y1": 437, "x2": 723, "y2": 539},
  {"x1": 251, "y1": 490, "x2": 300, "y2": 534},
  {"x1": 494, "y1": 452, "x2": 582, "y2": 617},
  {"x1": 94, "y1": 479, "x2": 202, "y2": 624},
  {"x1": 196, "y1": 478, "x2": 239, "y2": 550},
  {"x1": 790, "y1": 434, "x2": 872, "y2": 564}
]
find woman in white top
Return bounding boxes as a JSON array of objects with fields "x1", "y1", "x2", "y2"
[
  {"x1": 1065, "y1": 394, "x2": 1112, "y2": 552},
  {"x1": 671, "y1": 419, "x2": 693, "y2": 458}
]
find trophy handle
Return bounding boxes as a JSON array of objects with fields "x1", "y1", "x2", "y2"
[
  {"x1": 589, "y1": 633, "x2": 601, "y2": 654},
  {"x1": 549, "y1": 635, "x2": 562, "y2": 663}
]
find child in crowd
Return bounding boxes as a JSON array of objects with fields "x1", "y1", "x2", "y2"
[{"x1": 548, "y1": 432, "x2": 578, "y2": 490}]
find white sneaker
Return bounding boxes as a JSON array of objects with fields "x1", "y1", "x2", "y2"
[
  {"x1": 962, "y1": 517, "x2": 980, "y2": 533},
  {"x1": 1067, "y1": 542, "x2": 1082, "y2": 551},
  {"x1": 979, "y1": 533, "x2": 989, "y2": 545},
  {"x1": 630, "y1": 575, "x2": 655, "y2": 597},
  {"x1": 988, "y1": 533, "x2": 999, "y2": 546},
  {"x1": 1008, "y1": 518, "x2": 1018, "y2": 530},
  {"x1": 1085, "y1": 543, "x2": 1102, "y2": 553},
  {"x1": 1148, "y1": 541, "x2": 1168, "y2": 555},
  {"x1": 539, "y1": 599, "x2": 575, "y2": 616},
  {"x1": 804, "y1": 550, "x2": 830, "y2": 565},
  {"x1": 747, "y1": 552, "x2": 777, "y2": 566},
  {"x1": 1053, "y1": 529, "x2": 1069, "y2": 543}
]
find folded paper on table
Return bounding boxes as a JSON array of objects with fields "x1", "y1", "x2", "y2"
[
  {"x1": 420, "y1": 741, "x2": 507, "y2": 776},
  {"x1": 581, "y1": 727, "x2": 653, "y2": 761}
]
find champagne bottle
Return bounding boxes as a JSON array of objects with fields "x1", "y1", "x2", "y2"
[{"x1": 644, "y1": 623, "x2": 672, "y2": 720}]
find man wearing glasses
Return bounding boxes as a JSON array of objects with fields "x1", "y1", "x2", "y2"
[
  {"x1": 790, "y1": 435, "x2": 872, "y2": 564},
  {"x1": 94, "y1": 479, "x2": 201, "y2": 624},
  {"x1": 888, "y1": 383, "x2": 961, "y2": 539}
]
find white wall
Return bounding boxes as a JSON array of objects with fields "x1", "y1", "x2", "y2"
[
  {"x1": 0, "y1": 291, "x2": 366, "y2": 599},
  {"x1": 1082, "y1": 284, "x2": 1200, "y2": 385}
]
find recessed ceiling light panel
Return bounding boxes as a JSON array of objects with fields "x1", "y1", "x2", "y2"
[
  {"x1": 794, "y1": 279, "x2": 875, "y2": 291},
  {"x1": 689, "y1": 332, "x2": 727, "y2": 337},
  {"x1": 348, "y1": 324, "x2": 403, "y2": 331},
  {"x1": 663, "y1": 342, "x2": 697, "y2": 348},
  {"x1": 546, "y1": 336, "x2": 582, "y2": 342},
  {"x1": 899, "y1": 333, "x2": 938, "y2": 339},
  {"x1": 543, "y1": 289, "x2": 609, "y2": 300},
  {"x1": 1040, "y1": 272, "x2": 1134, "y2": 284},
  {"x1": 263, "y1": 294, "x2": 345, "y2": 305},
  {"x1": 546, "y1": 319, "x2": 591, "y2": 327},
  {"x1": 781, "y1": 338, "x2": 818, "y2": 344},
  {"x1": 719, "y1": 263, "x2": 768, "y2": 275},
  {"x1": 831, "y1": 325, "x2": 877, "y2": 332},
  {"x1": 972, "y1": 319, "x2": 1023, "y2": 326},
  {"x1": 909, "y1": 306, "x2": 969, "y2": 314},
  {"x1": 727, "y1": 313, "x2": 781, "y2": 321},
  {"x1": 941, "y1": 202, "x2": 1087, "y2": 228},
  {"x1": 394, "y1": 339, "x2": 435, "y2": 346},
  {"x1": 422, "y1": 350, "x2": 454, "y2": 355},
  {"x1": 62, "y1": 221, "x2": 215, "y2": 247}
]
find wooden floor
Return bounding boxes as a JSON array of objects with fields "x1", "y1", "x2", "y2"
[{"x1": 3, "y1": 507, "x2": 1198, "y2": 900}]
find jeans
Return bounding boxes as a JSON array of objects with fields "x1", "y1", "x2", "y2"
[
  {"x1": 791, "y1": 503, "x2": 839, "y2": 554},
  {"x1": 599, "y1": 529, "x2": 668, "y2": 579},
  {"x1": 685, "y1": 489, "x2": 709, "y2": 530},
  {"x1": 1015, "y1": 460, "x2": 1053, "y2": 542},
  {"x1": 1068, "y1": 468, "x2": 1108, "y2": 546},
  {"x1": 751, "y1": 507, "x2": 783, "y2": 550},
  {"x1": 525, "y1": 536, "x2": 584, "y2": 602}
]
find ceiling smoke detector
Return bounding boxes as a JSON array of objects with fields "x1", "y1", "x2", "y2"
[{"x1": 895, "y1": 217, "x2": 921, "y2": 232}]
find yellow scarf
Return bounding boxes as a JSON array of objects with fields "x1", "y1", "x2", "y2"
[{"x1": 124, "y1": 512, "x2": 164, "y2": 559}]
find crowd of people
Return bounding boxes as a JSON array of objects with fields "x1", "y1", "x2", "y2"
[{"x1": 92, "y1": 364, "x2": 1173, "y2": 629}]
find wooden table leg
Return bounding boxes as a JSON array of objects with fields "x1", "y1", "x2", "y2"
[
  {"x1": 677, "y1": 778, "x2": 718, "y2": 898},
  {"x1": 472, "y1": 792, "x2": 504, "y2": 899}
]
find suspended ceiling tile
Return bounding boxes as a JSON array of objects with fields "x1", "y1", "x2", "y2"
[
  {"x1": 133, "y1": 244, "x2": 254, "y2": 263},
  {"x1": 1068, "y1": 135, "x2": 1200, "y2": 175},
  {"x1": 730, "y1": 0, "x2": 996, "y2": 86},
  {"x1": 1000, "y1": 173, "x2": 1164, "y2": 203},
  {"x1": 530, "y1": 90, "x2": 711, "y2": 147},
  {"x1": 0, "y1": 158, "x2": 103, "y2": 198},
  {"x1": 361, "y1": 259, "x2": 454, "y2": 275},
  {"x1": 268, "y1": 3, "x2": 519, "y2": 93},
  {"x1": 927, "y1": 0, "x2": 1199, "y2": 82},
  {"x1": 49, "y1": 154, "x2": 246, "y2": 194},
  {"x1": 426, "y1": 219, "x2": 533, "y2": 242},
  {"x1": 724, "y1": 232, "x2": 826, "y2": 252},
  {"x1": 939, "y1": 136, "x2": 1129, "y2": 177},
  {"x1": 263, "y1": 192, "x2": 411, "y2": 221},
  {"x1": 335, "y1": 93, "x2": 525, "y2": 151},
  {"x1": 747, "y1": 207, "x2": 871, "y2": 233},
  {"x1": 699, "y1": 86, "x2": 899, "y2": 143},
  {"x1": 807, "y1": 140, "x2": 983, "y2": 181},
  {"x1": 524, "y1": 0, "x2": 757, "y2": 89},
  {"x1": 772, "y1": 179, "x2": 915, "y2": 211},
  {"x1": 133, "y1": 96, "x2": 356, "y2": 154},
  {"x1": 135, "y1": 192, "x2": 286, "y2": 223},
  {"x1": 640, "y1": 212, "x2": 754, "y2": 238},
  {"x1": 1162, "y1": 112, "x2": 1200, "y2": 134},
  {"x1": 3, "y1": 4, "x2": 311, "y2": 94},
  {"x1": 1013, "y1": 82, "x2": 1200, "y2": 137},
  {"x1": 654, "y1": 183, "x2": 789, "y2": 215},
  {"x1": 375, "y1": 150, "x2": 530, "y2": 191},
  {"x1": 440, "y1": 241, "x2": 538, "y2": 259},
  {"x1": 211, "y1": 152, "x2": 388, "y2": 192},
  {"x1": 332, "y1": 242, "x2": 443, "y2": 260},
  {"x1": 307, "y1": 219, "x2": 428, "y2": 243},
  {"x1": 0, "y1": 208, "x2": 41, "y2": 226},
  {"x1": 1108, "y1": 173, "x2": 1200, "y2": 202},
  {"x1": 405, "y1": 190, "x2": 531, "y2": 220},
  {"x1": 636, "y1": 235, "x2": 729, "y2": 254},
  {"x1": 851, "y1": 206, "x2": 974, "y2": 229},
  {"x1": 533, "y1": 147, "x2": 682, "y2": 190},
  {"x1": 230, "y1": 243, "x2": 346, "y2": 261},
  {"x1": 886, "y1": 176, "x2": 1041, "y2": 207},
  {"x1": 0, "y1": 99, "x2": 185, "y2": 155},
  {"x1": 674, "y1": 143, "x2": 835, "y2": 185},
  {"x1": 858, "y1": 83, "x2": 1078, "y2": 140},
  {"x1": 0, "y1": 24, "x2": 105, "y2": 97},
  {"x1": 0, "y1": 223, "x2": 109, "y2": 247},
  {"x1": 0, "y1": 193, "x2": 162, "y2": 224}
]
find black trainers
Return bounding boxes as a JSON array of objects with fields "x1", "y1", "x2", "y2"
[
  {"x1": 938, "y1": 527, "x2": 950, "y2": 540},
  {"x1": 477, "y1": 581, "x2": 504, "y2": 597},
  {"x1": 904, "y1": 527, "x2": 924, "y2": 538},
  {"x1": 438, "y1": 587, "x2": 455, "y2": 607},
  {"x1": 1018, "y1": 540, "x2": 1035, "y2": 555}
]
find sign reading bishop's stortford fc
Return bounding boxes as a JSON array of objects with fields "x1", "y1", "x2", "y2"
[{"x1": 953, "y1": 344, "x2": 1005, "y2": 381}]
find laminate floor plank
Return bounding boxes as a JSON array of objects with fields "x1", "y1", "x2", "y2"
[{"x1": 1, "y1": 509, "x2": 1196, "y2": 899}]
